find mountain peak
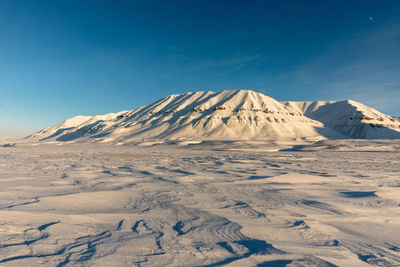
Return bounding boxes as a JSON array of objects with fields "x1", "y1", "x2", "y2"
[
  {"x1": 282, "y1": 99, "x2": 400, "y2": 139},
  {"x1": 27, "y1": 90, "x2": 400, "y2": 143},
  {"x1": 28, "y1": 90, "x2": 340, "y2": 142}
]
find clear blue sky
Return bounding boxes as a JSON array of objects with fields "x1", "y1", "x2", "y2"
[{"x1": 1, "y1": 0, "x2": 399, "y2": 135}]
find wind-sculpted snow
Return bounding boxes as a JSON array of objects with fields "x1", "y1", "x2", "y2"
[
  {"x1": 27, "y1": 90, "x2": 343, "y2": 143},
  {"x1": 1, "y1": 141, "x2": 400, "y2": 266}
]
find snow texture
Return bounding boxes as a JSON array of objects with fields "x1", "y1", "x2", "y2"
[
  {"x1": 2, "y1": 90, "x2": 400, "y2": 266},
  {"x1": 0, "y1": 140, "x2": 400, "y2": 266}
]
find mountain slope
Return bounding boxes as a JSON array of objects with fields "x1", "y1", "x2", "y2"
[
  {"x1": 30, "y1": 115, "x2": 92, "y2": 141},
  {"x1": 27, "y1": 90, "x2": 341, "y2": 143},
  {"x1": 282, "y1": 100, "x2": 400, "y2": 138}
]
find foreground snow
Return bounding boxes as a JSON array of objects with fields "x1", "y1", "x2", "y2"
[{"x1": 0, "y1": 141, "x2": 399, "y2": 266}]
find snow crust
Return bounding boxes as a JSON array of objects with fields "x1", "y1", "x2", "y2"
[
  {"x1": 1, "y1": 141, "x2": 399, "y2": 266},
  {"x1": 3, "y1": 91, "x2": 400, "y2": 266}
]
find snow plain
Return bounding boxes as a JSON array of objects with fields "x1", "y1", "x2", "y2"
[{"x1": 1, "y1": 140, "x2": 400, "y2": 266}]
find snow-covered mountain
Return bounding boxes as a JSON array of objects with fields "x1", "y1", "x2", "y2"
[
  {"x1": 30, "y1": 112, "x2": 128, "y2": 142},
  {"x1": 27, "y1": 90, "x2": 342, "y2": 143},
  {"x1": 282, "y1": 100, "x2": 400, "y2": 138},
  {"x1": 27, "y1": 90, "x2": 400, "y2": 143}
]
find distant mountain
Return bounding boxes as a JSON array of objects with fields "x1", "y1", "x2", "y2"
[
  {"x1": 0, "y1": 135, "x2": 22, "y2": 143},
  {"x1": 27, "y1": 90, "x2": 343, "y2": 143},
  {"x1": 27, "y1": 90, "x2": 400, "y2": 143},
  {"x1": 30, "y1": 113, "x2": 126, "y2": 142},
  {"x1": 282, "y1": 100, "x2": 400, "y2": 138}
]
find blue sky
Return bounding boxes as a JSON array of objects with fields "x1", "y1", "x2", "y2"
[{"x1": 1, "y1": 0, "x2": 399, "y2": 135}]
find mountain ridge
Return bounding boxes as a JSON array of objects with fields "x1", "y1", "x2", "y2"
[
  {"x1": 282, "y1": 100, "x2": 400, "y2": 138},
  {"x1": 27, "y1": 90, "x2": 400, "y2": 143}
]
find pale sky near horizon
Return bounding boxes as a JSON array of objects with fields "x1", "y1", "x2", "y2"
[{"x1": 1, "y1": 0, "x2": 399, "y2": 135}]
